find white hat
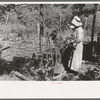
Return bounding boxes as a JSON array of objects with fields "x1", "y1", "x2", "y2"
[{"x1": 71, "y1": 16, "x2": 82, "y2": 27}]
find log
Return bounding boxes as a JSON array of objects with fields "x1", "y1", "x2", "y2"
[
  {"x1": 53, "y1": 71, "x2": 68, "y2": 81},
  {"x1": 13, "y1": 71, "x2": 29, "y2": 81}
]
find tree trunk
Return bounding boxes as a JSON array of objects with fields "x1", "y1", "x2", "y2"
[
  {"x1": 91, "y1": 4, "x2": 99, "y2": 57},
  {"x1": 91, "y1": 14, "x2": 96, "y2": 44},
  {"x1": 84, "y1": 16, "x2": 88, "y2": 37}
]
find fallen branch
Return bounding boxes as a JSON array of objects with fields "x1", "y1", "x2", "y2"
[
  {"x1": 52, "y1": 71, "x2": 68, "y2": 81},
  {"x1": 0, "y1": 46, "x2": 10, "y2": 52},
  {"x1": 12, "y1": 71, "x2": 30, "y2": 81}
]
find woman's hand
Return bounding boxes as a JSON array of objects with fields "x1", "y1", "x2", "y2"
[{"x1": 73, "y1": 42, "x2": 77, "y2": 48}]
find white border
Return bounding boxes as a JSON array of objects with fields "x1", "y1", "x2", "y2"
[
  {"x1": 0, "y1": 81, "x2": 100, "y2": 98},
  {"x1": 0, "y1": 2, "x2": 100, "y2": 4},
  {"x1": 0, "y1": 2, "x2": 99, "y2": 98}
]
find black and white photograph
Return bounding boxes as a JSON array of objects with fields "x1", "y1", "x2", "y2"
[
  {"x1": 1, "y1": 1, "x2": 100, "y2": 99},
  {"x1": 0, "y1": 2, "x2": 99, "y2": 81}
]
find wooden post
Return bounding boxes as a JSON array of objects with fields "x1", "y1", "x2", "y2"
[
  {"x1": 46, "y1": 32, "x2": 49, "y2": 62},
  {"x1": 37, "y1": 23, "x2": 41, "y2": 53},
  {"x1": 39, "y1": 26, "x2": 42, "y2": 54},
  {"x1": 5, "y1": 14, "x2": 9, "y2": 25},
  {"x1": 60, "y1": 12, "x2": 62, "y2": 31},
  {"x1": 84, "y1": 17, "x2": 88, "y2": 31},
  {"x1": 40, "y1": 4, "x2": 44, "y2": 53},
  {"x1": 39, "y1": 4, "x2": 44, "y2": 66},
  {"x1": 91, "y1": 14, "x2": 96, "y2": 43}
]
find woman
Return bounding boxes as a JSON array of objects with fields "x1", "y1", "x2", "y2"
[{"x1": 68, "y1": 16, "x2": 84, "y2": 75}]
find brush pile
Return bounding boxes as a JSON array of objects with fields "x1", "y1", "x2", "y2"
[{"x1": 0, "y1": 53, "x2": 100, "y2": 81}]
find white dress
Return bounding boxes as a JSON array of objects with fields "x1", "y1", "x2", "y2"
[{"x1": 70, "y1": 27, "x2": 84, "y2": 72}]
